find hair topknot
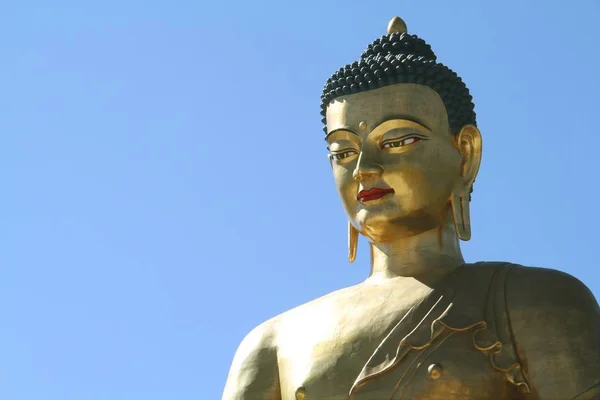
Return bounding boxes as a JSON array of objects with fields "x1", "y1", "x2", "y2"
[{"x1": 320, "y1": 29, "x2": 476, "y2": 134}]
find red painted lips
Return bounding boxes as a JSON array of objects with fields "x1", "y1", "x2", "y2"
[{"x1": 357, "y1": 188, "x2": 395, "y2": 202}]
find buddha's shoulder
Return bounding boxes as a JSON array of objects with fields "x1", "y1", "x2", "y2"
[
  {"x1": 504, "y1": 263, "x2": 598, "y2": 311},
  {"x1": 271, "y1": 283, "x2": 365, "y2": 325},
  {"x1": 465, "y1": 262, "x2": 598, "y2": 311},
  {"x1": 242, "y1": 283, "x2": 369, "y2": 341}
]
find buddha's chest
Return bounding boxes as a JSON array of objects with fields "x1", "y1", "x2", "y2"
[
  {"x1": 276, "y1": 316, "x2": 393, "y2": 399},
  {"x1": 349, "y1": 327, "x2": 521, "y2": 400},
  {"x1": 277, "y1": 324, "x2": 518, "y2": 400},
  {"x1": 276, "y1": 293, "x2": 420, "y2": 399},
  {"x1": 275, "y1": 265, "x2": 529, "y2": 399}
]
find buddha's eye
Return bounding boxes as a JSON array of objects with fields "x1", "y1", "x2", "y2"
[
  {"x1": 330, "y1": 149, "x2": 358, "y2": 161},
  {"x1": 381, "y1": 135, "x2": 424, "y2": 149}
]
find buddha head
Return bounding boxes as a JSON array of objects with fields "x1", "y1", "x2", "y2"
[{"x1": 321, "y1": 17, "x2": 482, "y2": 261}]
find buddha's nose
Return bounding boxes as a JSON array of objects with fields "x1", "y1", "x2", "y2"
[{"x1": 353, "y1": 153, "x2": 383, "y2": 181}]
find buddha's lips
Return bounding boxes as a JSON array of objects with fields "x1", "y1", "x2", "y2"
[{"x1": 358, "y1": 188, "x2": 395, "y2": 202}]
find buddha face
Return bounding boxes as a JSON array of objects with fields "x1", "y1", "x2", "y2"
[{"x1": 326, "y1": 84, "x2": 466, "y2": 243}]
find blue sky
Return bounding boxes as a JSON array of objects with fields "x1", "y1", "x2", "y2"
[{"x1": 1, "y1": 1, "x2": 598, "y2": 399}]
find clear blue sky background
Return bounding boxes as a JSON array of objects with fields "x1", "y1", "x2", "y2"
[{"x1": 1, "y1": 1, "x2": 598, "y2": 399}]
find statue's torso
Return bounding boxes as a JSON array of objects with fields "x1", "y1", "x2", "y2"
[
  {"x1": 274, "y1": 263, "x2": 528, "y2": 400},
  {"x1": 275, "y1": 276, "x2": 430, "y2": 399}
]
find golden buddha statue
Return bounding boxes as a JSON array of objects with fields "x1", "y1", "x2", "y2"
[{"x1": 223, "y1": 17, "x2": 600, "y2": 400}]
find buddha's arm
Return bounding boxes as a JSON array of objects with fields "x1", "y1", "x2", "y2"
[
  {"x1": 222, "y1": 321, "x2": 281, "y2": 400},
  {"x1": 507, "y1": 267, "x2": 600, "y2": 400}
]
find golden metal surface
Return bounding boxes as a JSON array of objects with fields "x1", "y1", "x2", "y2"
[
  {"x1": 387, "y1": 16, "x2": 408, "y2": 34},
  {"x1": 295, "y1": 387, "x2": 306, "y2": 400},
  {"x1": 348, "y1": 222, "x2": 358, "y2": 263},
  {"x1": 223, "y1": 17, "x2": 600, "y2": 400},
  {"x1": 427, "y1": 364, "x2": 442, "y2": 380}
]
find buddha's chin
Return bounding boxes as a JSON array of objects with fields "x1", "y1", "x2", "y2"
[{"x1": 356, "y1": 209, "x2": 442, "y2": 243}]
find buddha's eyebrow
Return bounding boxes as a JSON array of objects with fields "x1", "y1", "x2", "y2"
[
  {"x1": 324, "y1": 128, "x2": 358, "y2": 140},
  {"x1": 377, "y1": 116, "x2": 432, "y2": 132}
]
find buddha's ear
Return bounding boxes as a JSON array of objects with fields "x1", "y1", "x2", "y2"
[
  {"x1": 451, "y1": 124, "x2": 482, "y2": 241},
  {"x1": 456, "y1": 124, "x2": 482, "y2": 185}
]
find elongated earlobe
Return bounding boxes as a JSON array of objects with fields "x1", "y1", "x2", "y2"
[
  {"x1": 451, "y1": 187, "x2": 472, "y2": 240},
  {"x1": 348, "y1": 222, "x2": 358, "y2": 263}
]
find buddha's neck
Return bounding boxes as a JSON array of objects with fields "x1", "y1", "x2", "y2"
[{"x1": 367, "y1": 221, "x2": 464, "y2": 283}]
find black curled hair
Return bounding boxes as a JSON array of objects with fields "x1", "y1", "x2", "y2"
[{"x1": 320, "y1": 31, "x2": 476, "y2": 134}]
